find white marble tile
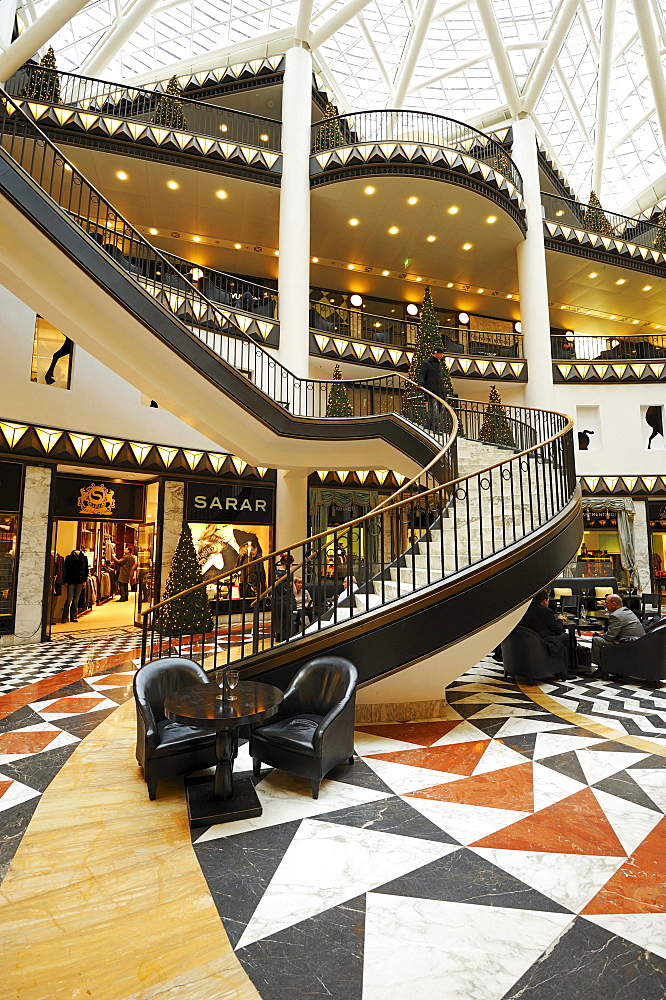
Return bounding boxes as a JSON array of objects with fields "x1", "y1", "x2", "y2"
[
  {"x1": 449, "y1": 694, "x2": 529, "y2": 705},
  {"x1": 404, "y1": 796, "x2": 529, "y2": 845},
  {"x1": 363, "y1": 757, "x2": 464, "y2": 795},
  {"x1": 353, "y1": 731, "x2": 429, "y2": 755},
  {"x1": 430, "y1": 722, "x2": 492, "y2": 746},
  {"x1": 195, "y1": 770, "x2": 391, "y2": 843},
  {"x1": 532, "y1": 732, "x2": 607, "y2": 760},
  {"x1": 493, "y1": 718, "x2": 570, "y2": 738},
  {"x1": 531, "y1": 762, "x2": 587, "y2": 813},
  {"x1": 591, "y1": 787, "x2": 663, "y2": 856},
  {"x1": 470, "y1": 847, "x2": 626, "y2": 913},
  {"x1": 0, "y1": 722, "x2": 78, "y2": 764},
  {"x1": 585, "y1": 914, "x2": 666, "y2": 962},
  {"x1": 448, "y1": 683, "x2": 515, "y2": 695},
  {"x1": 237, "y1": 819, "x2": 458, "y2": 948},
  {"x1": 575, "y1": 749, "x2": 651, "y2": 786},
  {"x1": 0, "y1": 775, "x2": 41, "y2": 812},
  {"x1": 472, "y1": 739, "x2": 528, "y2": 775},
  {"x1": 626, "y1": 769, "x2": 666, "y2": 812},
  {"x1": 361, "y1": 893, "x2": 572, "y2": 1000},
  {"x1": 466, "y1": 706, "x2": 549, "y2": 720}
]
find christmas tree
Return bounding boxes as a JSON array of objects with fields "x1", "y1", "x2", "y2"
[
  {"x1": 653, "y1": 212, "x2": 666, "y2": 253},
  {"x1": 479, "y1": 384, "x2": 515, "y2": 447},
  {"x1": 403, "y1": 286, "x2": 451, "y2": 426},
  {"x1": 313, "y1": 102, "x2": 345, "y2": 152},
  {"x1": 156, "y1": 523, "x2": 213, "y2": 636},
  {"x1": 24, "y1": 47, "x2": 61, "y2": 104},
  {"x1": 582, "y1": 190, "x2": 613, "y2": 237},
  {"x1": 152, "y1": 76, "x2": 187, "y2": 130},
  {"x1": 326, "y1": 364, "x2": 353, "y2": 417},
  {"x1": 491, "y1": 146, "x2": 511, "y2": 177}
]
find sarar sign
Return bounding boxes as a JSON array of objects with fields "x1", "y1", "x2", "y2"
[{"x1": 185, "y1": 483, "x2": 274, "y2": 524}]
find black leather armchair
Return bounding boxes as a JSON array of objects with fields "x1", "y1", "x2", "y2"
[
  {"x1": 598, "y1": 623, "x2": 666, "y2": 687},
  {"x1": 249, "y1": 656, "x2": 357, "y2": 799},
  {"x1": 501, "y1": 626, "x2": 569, "y2": 683},
  {"x1": 133, "y1": 657, "x2": 217, "y2": 799}
]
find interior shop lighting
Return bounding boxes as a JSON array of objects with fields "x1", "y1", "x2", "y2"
[
  {"x1": 458, "y1": 312, "x2": 470, "y2": 324},
  {"x1": 350, "y1": 294, "x2": 363, "y2": 307},
  {"x1": 406, "y1": 303, "x2": 419, "y2": 316}
]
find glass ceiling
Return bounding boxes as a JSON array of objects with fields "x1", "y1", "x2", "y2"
[{"x1": 17, "y1": 0, "x2": 666, "y2": 212}]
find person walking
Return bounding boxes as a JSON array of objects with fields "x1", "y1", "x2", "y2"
[
  {"x1": 114, "y1": 545, "x2": 137, "y2": 603},
  {"x1": 418, "y1": 345, "x2": 446, "y2": 433}
]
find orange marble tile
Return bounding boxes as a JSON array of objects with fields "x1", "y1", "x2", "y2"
[
  {"x1": 91, "y1": 673, "x2": 135, "y2": 687},
  {"x1": 0, "y1": 778, "x2": 12, "y2": 797},
  {"x1": 408, "y1": 762, "x2": 535, "y2": 812},
  {"x1": 0, "y1": 667, "x2": 83, "y2": 720},
  {"x1": 0, "y1": 731, "x2": 59, "y2": 754},
  {"x1": 582, "y1": 817, "x2": 666, "y2": 915},
  {"x1": 369, "y1": 739, "x2": 491, "y2": 776},
  {"x1": 471, "y1": 787, "x2": 627, "y2": 857},
  {"x1": 41, "y1": 696, "x2": 106, "y2": 715},
  {"x1": 355, "y1": 720, "x2": 462, "y2": 746}
]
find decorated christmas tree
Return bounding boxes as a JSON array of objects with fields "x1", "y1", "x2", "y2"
[
  {"x1": 582, "y1": 190, "x2": 613, "y2": 237},
  {"x1": 479, "y1": 384, "x2": 515, "y2": 447},
  {"x1": 24, "y1": 47, "x2": 61, "y2": 104},
  {"x1": 653, "y1": 212, "x2": 666, "y2": 253},
  {"x1": 313, "y1": 102, "x2": 345, "y2": 152},
  {"x1": 403, "y1": 286, "x2": 451, "y2": 426},
  {"x1": 152, "y1": 75, "x2": 187, "y2": 130},
  {"x1": 491, "y1": 146, "x2": 511, "y2": 177},
  {"x1": 156, "y1": 523, "x2": 213, "y2": 636},
  {"x1": 326, "y1": 364, "x2": 353, "y2": 417}
]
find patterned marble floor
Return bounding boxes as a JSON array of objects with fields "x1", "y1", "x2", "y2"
[{"x1": 1, "y1": 643, "x2": 665, "y2": 999}]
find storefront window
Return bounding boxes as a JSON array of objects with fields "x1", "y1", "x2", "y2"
[
  {"x1": 31, "y1": 317, "x2": 73, "y2": 389},
  {"x1": 0, "y1": 461, "x2": 23, "y2": 635},
  {"x1": 648, "y1": 503, "x2": 666, "y2": 593},
  {"x1": 575, "y1": 513, "x2": 627, "y2": 586}
]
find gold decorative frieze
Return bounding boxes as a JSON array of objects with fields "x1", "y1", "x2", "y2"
[
  {"x1": 554, "y1": 361, "x2": 666, "y2": 383},
  {"x1": 544, "y1": 220, "x2": 666, "y2": 266},
  {"x1": 581, "y1": 475, "x2": 666, "y2": 496}
]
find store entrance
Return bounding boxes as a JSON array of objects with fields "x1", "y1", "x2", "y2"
[{"x1": 50, "y1": 519, "x2": 143, "y2": 635}]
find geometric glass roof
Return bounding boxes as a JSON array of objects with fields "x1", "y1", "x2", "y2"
[{"x1": 18, "y1": 0, "x2": 666, "y2": 212}]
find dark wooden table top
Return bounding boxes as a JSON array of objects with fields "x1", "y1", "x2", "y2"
[{"x1": 164, "y1": 680, "x2": 283, "y2": 729}]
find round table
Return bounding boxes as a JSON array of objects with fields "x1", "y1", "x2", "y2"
[{"x1": 165, "y1": 679, "x2": 282, "y2": 827}]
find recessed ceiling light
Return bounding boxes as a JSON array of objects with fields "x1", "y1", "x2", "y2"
[
  {"x1": 555, "y1": 209, "x2": 564, "y2": 217},
  {"x1": 192, "y1": 235, "x2": 201, "y2": 242},
  {"x1": 312, "y1": 256, "x2": 319, "y2": 263},
  {"x1": 588, "y1": 272, "x2": 597, "y2": 278},
  {"x1": 219, "y1": 124, "x2": 228, "y2": 132},
  {"x1": 116, "y1": 170, "x2": 128, "y2": 181},
  {"x1": 616, "y1": 278, "x2": 625, "y2": 285},
  {"x1": 234, "y1": 243, "x2": 242, "y2": 249},
  {"x1": 486, "y1": 215, "x2": 497, "y2": 224},
  {"x1": 349, "y1": 218, "x2": 359, "y2": 226},
  {"x1": 347, "y1": 263, "x2": 355, "y2": 269},
  {"x1": 610, "y1": 314, "x2": 617, "y2": 319},
  {"x1": 477, "y1": 288, "x2": 484, "y2": 293},
  {"x1": 633, "y1": 319, "x2": 640, "y2": 324},
  {"x1": 426, "y1": 235, "x2": 437, "y2": 242},
  {"x1": 388, "y1": 226, "x2": 399, "y2": 234},
  {"x1": 643, "y1": 285, "x2": 652, "y2": 291},
  {"x1": 447, "y1": 282, "x2": 454, "y2": 288},
  {"x1": 216, "y1": 189, "x2": 227, "y2": 199},
  {"x1": 656, "y1": 324, "x2": 662, "y2": 329},
  {"x1": 407, "y1": 196, "x2": 418, "y2": 205},
  {"x1": 507, "y1": 294, "x2": 513, "y2": 299},
  {"x1": 260, "y1": 133, "x2": 269, "y2": 141},
  {"x1": 167, "y1": 180, "x2": 179, "y2": 190},
  {"x1": 274, "y1": 250, "x2": 279, "y2": 256},
  {"x1": 448, "y1": 206, "x2": 459, "y2": 215},
  {"x1": 382, "y1": 270, "x2": 389, "y2": 276},
  {"x1": 462, "y1": 243, "x2": 472, "y2": 250},
  {"x1": 416, "y1": 276, "x2": 422, "y2": 282},
  {"x1": 364, "y1": 185, "x2": 375, "y2": 195},
  {"x1": 149, "y1": 228, "x2": 158, "y2": 235}
]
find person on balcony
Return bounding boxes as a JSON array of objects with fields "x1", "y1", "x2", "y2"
[
  {"x1": 418, "y1": 345, "x2": 446, "y2": 432},
  {"x1": 591, "y1": 593, "x2": 644, "y2": 668}
]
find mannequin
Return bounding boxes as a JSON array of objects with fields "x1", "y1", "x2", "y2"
[{"x1": 61, "y1": 549, "x2": 89, "y2": 622}]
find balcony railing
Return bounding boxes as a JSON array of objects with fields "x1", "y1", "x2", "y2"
[
  {"x1": 5, "y1": 64, "x2": 282, "y2": 151},
  {"x1": 552, "y1": 333, "x2": 666, "y2": 362},
  {"x1": 311, "y1": 110, "x2": 522, "y2": 194},
  {"x1": 542, "y1": 192, "x2": 666, "y2": 253}
]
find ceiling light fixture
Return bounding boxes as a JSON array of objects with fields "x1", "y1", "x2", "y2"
[
  {"x1": 364, "y1": 185, "x2": 375, "y2": 195},
  {"x1": 477, "y1": 288, "x2": 484, "y2": 293},
  {"x1": 219, "y1": 124, "x2": 228, "y2": 132},
  {"x1": 116, "y1": 170, "x2": 128, "y2": 180},
  {"x1": 407, "y1": 196, "x2": 418, "y2": 205},
  {"x1": 588, "y1": 272, "x2": 597, "y2": 278},
  {"x1": 260, "y1": 133, "x2": 269, "y2": 141},
  {"x1": 643, "y1": 285, "x2": 652, "y2": 291},
  {"x1": 633, "y1": 319, "x2": 640, "y2": 324},
  {"x1": 448, "y1": 206, "x2": 459, "y2": 215},
  {"x1": 350, "y1": 294, "x2": 363, "y2": 307},
  {"x1": 347, "y1": 264, "x2": 355, "y2": 270},
  {"x1": 610, "y1": 314, "x2": 617, "y2": 319},
  {"x1": 555, "y1": 209, "x2": 564, "y2": 216},
  {"x1": 426, "y1": 235, "x2": 436, "y2": 242},
  {"x1": 616, "y1": 278, "x2": 625, "y2": 285},
  {"x1": 486, "y1": 215, "x2": 497, "y2": 224},
  {"x1": 406, "y1": 303, "x2": 419, "y2": 316},
  {"x1": 274, "y1": 250, "x2": 279, "y2": 256},
  {"x1": 462, "y1": 243, "x2": 472, "y2": 250},
  {"x1": 458, "y1": 312, "x2": 469, "y2": 324},
  {"x1": 216, "y1": 189, "x2": 227, "y2": 199},
  {"x1": 507, "y1": 294, "x2": 513, "y2": 299},
  {"x1": 349, "y1": 218, "x2": 359, "y2": 226},
  {"x1": 192, "y1": 235, "x2": 201, "y2": 242},
  {"x1": 167, "y1": 180, "x2": 179, "y2": 190},
  {"x1": 149, "y1": 228, "x2": 158, "y2": 235},
  {"x1": 234, "y1": 243, "x2": 242, "y2": 249},
  {"x1": 382, "y1": 270, "x2": 389, "y2": 276},
  {"x1": 447, "y1": 282, "x2": 454, "y2": 288},
  {"x1": 312, "y1": 256, "x2": 319, "y2": 263},
  {"x1": 388, "y1": 226, "x2": 399, "y2": 234},
  {"x1": 416, "y1": 276, "x2": 422, "y2": 282}
]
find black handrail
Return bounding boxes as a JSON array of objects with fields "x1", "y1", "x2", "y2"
[
  {"x1": 551, "y1": 332, "x2": 666, "y2": 362},
  {"x1": 542, "y1": 191, "x2": 666, "y2": 251}
]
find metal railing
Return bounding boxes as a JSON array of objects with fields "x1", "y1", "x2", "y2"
[
  {"x1": 551, "y1": 332, "x2": 666, "y2": 362},
  {"x1": 140, "y1": 399, "x2": 575, "y2": 671},
  {"x1": 0, "y1": 89, "x2": 459, "y2": 449},
  {"x1": 5, "y1": 64, "x2": 282, "y2": 151},
  {"x1": 542, "y1": 192, "x2": 666, "y2": 252},
  {"x1": 311, "y1": 110, "x2": 522, "y2": 193}
]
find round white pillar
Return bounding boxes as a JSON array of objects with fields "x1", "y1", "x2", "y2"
[
  {"x1": 277, "y1": 45, "x2": 312, "y2": 380},
  {"x1": 512, "y1": 116, "x2": 554, "y2": 408},
  {"x1": 275, "y1": 469, "x2": 309, "y2": 552}
]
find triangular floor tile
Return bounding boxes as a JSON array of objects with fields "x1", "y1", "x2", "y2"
[
  {"x1": 324, "y1": 757, "x2": 395, "y2": 794},
  {"x1": 493, "y1": 717, "x2": 569, "y2": 738},
  {"x1": 404, "y1": 795, "x2": 529, "y2": 846},
  {"x1": 354, "y1": 720, "x2": 461, "y2": 746},
  {"x1": 531, "y1": 761, "x2": 587, "y2": 812},
  {"x1": 585, "y1": 913, "x2": 666, "y2": 961},
  {"x1": 592, "y1": 772, "x2": 663, "y2": 814},
  {"x1": 472, "y1": 739, "x2": 529, "y2": 775},
  {"x1": 534, "y1": 751, "x2": 589, "y2": 787},
  {"x1": 362, "y1": 894, "x2": 571, "y2": 1000},
  {"x1": 362, "y1": 757, "x2": 463, "y2": 795},
  {"x1": 591, "y1": 787, "x2": 663, "y2": 856},
  {"x1": 470, "y1": 847, "x2": 625, "y2": 913},
  {"x1": 237, "y1": 818, "x2": 456, "y2": 948},
  {"x1": 320, "y1": 794, "x2": 459, "y2": 844},
  {"x1": 430, "y1": 721, "x2": 492, "y2": 746},
  {"x1": 495, "y1": 734, "x2": 538, "y2": 759},
  {"x1": 373, "y1": 846, "x2": 568, "y2": 912},
  {"x1": 368, "y1": 739, "x2": 490, "y2": 777},
  {"x1": 466, "y1": 706, "x2": 547, "y2": 720},
  {"x1": 471, "y1": 787, "x2": 626, "y2": 856},
  {"x1": 411, "y1": 762, "x2": 534, "y2": 812},
  {"x1": 532, "y1": 732, "x2": 606, "y2": 760},
  {"x1": 628, "y1": 767, "x2": 666, "y2": 811},
  {"x1": 575, "y1": 748, "x2": 650, "y2": 785}
]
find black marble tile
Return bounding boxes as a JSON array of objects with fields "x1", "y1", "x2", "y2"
[
  {"x1": 547, "y1": 726, "x2": 603, "y2": 739},
  {"x1": 54, "y1": 707, "x2": 117, "y2": 739},
  {"x1": 627, "y1": 754, "x2": 666, "y2": 770},
  {"x1": 325, "y1": 757, "x2": 395, "y2": 794},
  {"x1": 319, "y1": 794, "x2": 459, "y2": 844},
  {"x1": 0, "y1": 797, "x2": 40, "y2": 887},
  {"x1": 237, "y1": 893, "x2": 365, "y2": 1000},
  {"x1": 501, "y1": 917, "x2": 666, "y2": 1000},
  {"x1": 0, "y1": 705, "x2": 44, "y2": 734},
  {"x1": 31, "y1": 678, "x2": 95, "y2": 699},
  {"x1": 194, "y1": 820, "x2": 302, "y2": 948},
  {"x1": 0, "y1": 744, "x2": 78, "y2": 793},
  {"x1": 592, "y1": 772, "x2": 663, "y2": 813},
  {"x1": 374, "y1": 847, "x2": 570, "y2": 913},
  {"x1": 495, "y1": 734, "x2": 538, "y2": 759},
  {"x1": 536, "y1": 751, "x2": 588, "y2": 786},
  {"x1": 464, "y1": 719, "x2": 515, "y2": 737},
  {"x1": 587, "y1": 740, "x2": 651, "y2": 753}
]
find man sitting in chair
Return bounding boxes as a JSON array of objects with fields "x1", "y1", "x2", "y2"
[
  {"x1": 519, "y1": 590, "x2": 570, "y2": 667},
  {"x1": 591, "y1": 593, "x2": 644, "y2": 670}
]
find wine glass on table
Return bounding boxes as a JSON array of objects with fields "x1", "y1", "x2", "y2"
[{"x1": 227, "y1": 669, "x2": 240, "y2": 701}]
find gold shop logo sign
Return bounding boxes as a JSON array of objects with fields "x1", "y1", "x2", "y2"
[{"x1": 77, "y1": 483, "x2": 116, "y2": 517}]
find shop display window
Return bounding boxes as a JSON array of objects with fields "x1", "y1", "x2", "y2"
[
  {"x1": 575, "y1": 513, "x2": 627, "y2": 586},
  {"x1": 0, "y1": 514, "x2": 19, "y2": 633},
  {"x1": 189, "y1": 522, "x2": 272, "y2": 604},
  {"x1": 31, "y1": 317, "x2": 73, "y2": 389},
  {"x1": 648, "y1": 503, "x2": 666, "y2": 593}
]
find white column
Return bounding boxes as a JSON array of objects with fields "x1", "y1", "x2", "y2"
[
  {"x1": 633, "y1": 499, "x2": 651, "y2": 593},
  {"x1": 277, "y1": 44, "x2": 312, "y2": 380},
  {"x1": 3, "y1": 465, "x2": 52, "y2": 647},
  {"x1": 0, "y1": 0, "x2": 90, "y2": 81},
  {"x1": 512, "y1": 116, "x2": 554, "y2": 408},
  {"x1": 275, "y1": 470, "x2": 309, "y2": 551},
  {"x1": 159, "y1": 481, "x2": 184, "y2": 599},
  {"x1": 0, "y1": 0, "x2": 17, "y2": 54}
]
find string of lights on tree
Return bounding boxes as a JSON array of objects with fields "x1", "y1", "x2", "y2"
[
  {"x1": 152, "y1": 75, "x2": 187, "y2": 130},
  {"x1": 479, "y1": 385, "x2": 515, "y2": 448},
  {"x1": 23, "y1": 46, "x2": 61, "y2": 104}
]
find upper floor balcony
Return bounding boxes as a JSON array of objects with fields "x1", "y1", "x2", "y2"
[{"x1": 551, "y1": 332, "x2": 666, "y2": 383}]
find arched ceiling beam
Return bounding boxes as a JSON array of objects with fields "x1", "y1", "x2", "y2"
[
  {"x1": 391, "y1": 0, "x2": 438, "y2": 108},
  {"x1": 294, "y1": 0, "x2": 315, "y2": 44},
  {"x1": 522, "y1": 0, "x2": 580, "y2": 115},
  {"x1": 82, "y1": 0, "x2": 163, "y2": 77},
  {"x1": 432, "y1": 0, "x2": 473, "y2": 22},
  {"x1": 553, "y1": 58, "x2": 594, "y2": 157},
  {"x1": 475, "y1": 0, "x2": 521, "y2": 117},
  {"x1": 0, "y1": 0, "x2": 89, "y2": 80},
  {"x1": 592, "y1": 0, "x2": 615, "y2": 195},
  {"x1": 309, "y1": 0, "x2": 375, "y2": 51},
  {"x1": 633, "y1": 0, "x2": 666, "y2": 158},
  {"x1": 355, "y1": 13, "x2": 392, "y2": 93}
]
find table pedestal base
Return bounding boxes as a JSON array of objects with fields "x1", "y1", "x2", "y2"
[{"x1": 185, "y1": 774, "x2": 262, "y2": 828}]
